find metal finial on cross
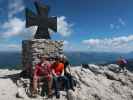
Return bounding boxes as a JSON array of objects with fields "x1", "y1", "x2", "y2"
[{"x1": 25, "y1": 1, "x2": 57, "y2": 39}]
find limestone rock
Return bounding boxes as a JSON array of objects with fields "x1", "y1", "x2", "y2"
[{"x1": 1, "y1": 64, "x2": 133, "y2": 100}]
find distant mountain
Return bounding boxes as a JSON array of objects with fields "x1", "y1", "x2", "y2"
[
  {"x1": 125, "y1": 52, "x2": 133, "y2": 59},
  {"x1": 0, "y1": 51, "x2": 133, "y2": 69},
  {"x1": 64, "y1": 51, "x2": 132, "y2": 65},
  {"x1": 122, "y1": 59, "x2": 133, "y2": 71},
  {"x1": 0, "y1": 52, "x2": 21, "y2": 68}
]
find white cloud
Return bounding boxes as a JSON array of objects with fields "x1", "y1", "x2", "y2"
[
  {"x1": 83, "y1": 35, "x2": 133, "y2": 47},
  {"x1": 63, "y1": 40, "x2": 74, "y2": 51},
  {"x1": 8, "y1": 0, "x2": 25, "y2": 18},
  {"x1": 2, "y1": 17, "x2": 25, "y2": 37},
  {"x1": 0, "y1": 16, "x2": 73, "y2": 39},
  {"x1": 110, "y1": 18, "x2": 126, "y2": 30},
  {"x1": 7, "y1": 1, "x2": 73, "y2": 37},
  {"x1": 63, "y1": 40, "x2": 70, "y2": 50},
  {"x1": 7, "y1": 44, "x2": 20, "y2": 49},
  {"x1": 63, "y1": 40, "x2": 69, "y2": 45},
  {"x1": 1, "y1": 17, "x2": 36, "y2": 39},
  {"x1": 0, "y1": 44, "x2": 21, "y2": 51},
  {"x1": 57, "y1": 16, "x2": 73, "y2": 37},
  {"x1": 63, "y1": 41, "x2": 85, "y2": 52},
  {"x1": 28, "y1": 26, "x2": 38, "y2": 36},
  {"x1": 110, "y1": 24, "x2": 114, "y2": 29},
  {"x1": 82, "y1": 35, "x2": 133, "y2": 53},
  {"x1": 0, "y1": 1, "x2": 27, "y2": 39},
  {"x1": 118, "y1": 18, "x2": 126, "y2": 26}
]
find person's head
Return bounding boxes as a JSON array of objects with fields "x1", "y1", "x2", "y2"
[
  {"x1": 58, "y1": 54, "x2": 63, "y2": 62},
  {"x1": 59, "y1": 54, "x2": 68, "y2": 63},
  {"x1": 119, "y1": 56, "x2": 124, "y2": 59},
  {"x1": 48, "y1": 57, "x2": 55, "y2": 64},
  {"x1": 60, "y1": 54, "x2": 67, "y2": 62}
]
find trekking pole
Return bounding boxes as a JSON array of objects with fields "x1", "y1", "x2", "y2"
[{"x1": 69, "y1": 64, "x2": 72, "y2": 75}]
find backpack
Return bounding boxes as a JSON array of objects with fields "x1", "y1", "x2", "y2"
[
  {"x1": 71, "y1": 76, "x2": 77, "y2": 87},
  {"x1": 122, "y1": 59, "x2": 127, "y2": 64}
]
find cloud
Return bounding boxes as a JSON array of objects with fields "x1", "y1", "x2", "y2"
[
  {"x1": 0, "y1": 44, "x2": 21, "y2": 51},
  {"x1": 0, "y1": 16, "x2": 73, "y2": 39},
  {"x1": 63, "y1": 40, "x2": 69, "y2": 49},
  {"x1": 2, "y1": 17, "x2": 25, "y2": 37},
  {"x1": 28, "y1": 26, "x2": 38, "y2": 36},
  {"x1": 7, "y1": 44, "x2": 20, "y2": 49},
  {"x1": 57, "y1": 16, "x2": 73, "y2": 37},
  {"x1": 7, "y1": 2, "x2": 74, "y2": 37},
  {"x1": 82, "y1": 35, "x2": 133, "y2": 53},
  {"x1": 118, "y1": 18, "x2": 126, "y2": 26},
  {"x1": 63, "y1": 40, "x2": 74, "y2": 51},
  {"x1": 110, "y1": 18, "x2": 126, "y2": 30},
  {"x1": 83, "y1": 35, "x2": 133, "y2": 47},
  {"x1": 7, "y1": 1, "x2": 74, "y2": 38},
  {"x1": 8, "y1": 0, "x2": 25, "y2": 18},
  {"x1": 63, "y1": 40, "x2": 69, "y2": 45},
  {"x1": 0, "y1": 17, "x2": 36, "y2": 39},
  {"x1": 110, "y1": 24, "x2": 114, "y2": 29},
  {"x1": 63, "y1": 41, "x2": 85, "y2": 51}
]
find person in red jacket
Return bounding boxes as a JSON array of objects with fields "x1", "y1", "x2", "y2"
[
  {"x1": 117, "y1": 56, "x2": 127, "y2": 72},
  {"x1": 52, "y1": 56, "x2": 70, "y2": 98},
  {"x1": 32, "y1": 55, "x2": 52, "y2": 97}
]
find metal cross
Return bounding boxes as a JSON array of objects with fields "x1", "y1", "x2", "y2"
[{"x1": 25, "y1": 1, "x2": 57, "y2": 39}]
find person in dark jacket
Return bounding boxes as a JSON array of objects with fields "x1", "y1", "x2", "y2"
[{"x1": 59, "y1": 55, "x2": 76, "y2": 91}]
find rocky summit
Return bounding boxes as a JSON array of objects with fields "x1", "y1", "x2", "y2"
[{"x1": 0, "y1": 64, "x2": 133, "y2": 100}]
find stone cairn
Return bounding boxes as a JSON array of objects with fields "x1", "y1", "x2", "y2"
[{"x1": 22, "y1": 39, "x2": 63, "y2": 69}]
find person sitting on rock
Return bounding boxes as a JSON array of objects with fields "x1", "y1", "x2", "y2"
[
  {"x1": 32, "y1": 55, "x2": 53, "y2": 97},
  {"x1": 59, "y1": 55, "x2": 76, "y2": 91},
  {"x1": 117, "y1": 56, "x2": 127, "y2": 72},
  {"x1": 52, "y1": 56, "x2": 70, "y2": 98}
]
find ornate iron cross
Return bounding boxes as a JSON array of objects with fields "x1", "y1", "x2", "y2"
[{"x1": 25, "y1": 1, "x2": 57, "y2": 39}]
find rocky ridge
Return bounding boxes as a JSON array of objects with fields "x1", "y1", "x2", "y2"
[{"x1": 0, "y1": 64, "x2": 133, "y2": 100}]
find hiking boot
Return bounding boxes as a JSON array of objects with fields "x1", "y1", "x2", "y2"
[
  {"x1": 48, "y1": 94, "x2": 53, "y2": 98},
  {"x1": 48, "y1": 90, "x2": 53, "y2": 98},
  {"x1": 71, "y1": 87, "x2": 75, "y2": 91},
  {"x1": 31, "y1": 90, "x2": 38, "y2": 98},
  {"x1": 31, "y1": 93, "x2": 37, "y2": 98},
  {"x1": 56, "y1": 92, "x2": 60, "y2": 99}
]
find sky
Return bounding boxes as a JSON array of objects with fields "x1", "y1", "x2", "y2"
[{"x1": 0, "y1": 0, "x2": 133, "y2": 53}]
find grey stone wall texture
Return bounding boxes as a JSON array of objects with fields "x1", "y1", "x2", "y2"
[{"x1": 22, "y1": 39, "x2": 63, "y2": 69}]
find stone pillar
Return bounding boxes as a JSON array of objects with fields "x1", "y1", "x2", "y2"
[{"x1": 22, "y1": 39, "x2": 63, "y2": 69}]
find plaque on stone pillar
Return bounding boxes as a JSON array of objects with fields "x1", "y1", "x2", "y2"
[{"x1": 22, "y1": 1, "x2": 63, "y2": 69}]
